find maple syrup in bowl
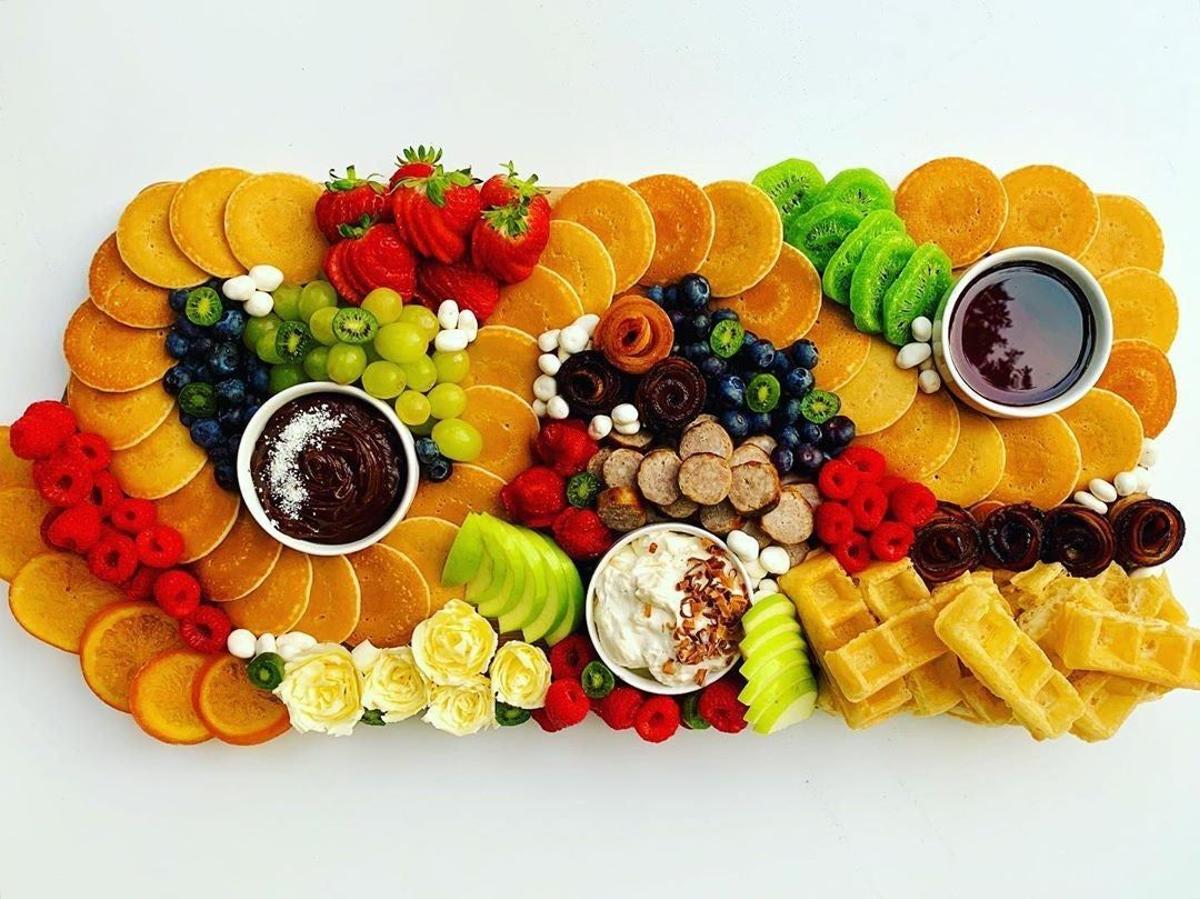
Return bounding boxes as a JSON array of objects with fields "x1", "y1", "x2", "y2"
[{"x1": 932, "y1": 247, "x2": 1112, "y2": 417}]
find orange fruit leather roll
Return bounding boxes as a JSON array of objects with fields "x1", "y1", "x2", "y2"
[{"x1": 593, "y1": 295, "x2": 675, "y2": 374}]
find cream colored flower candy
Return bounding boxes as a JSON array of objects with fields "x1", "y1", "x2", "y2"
[
  {"x1": 411, "y1": 599, "x2": 498, "y2": 686},
  {"x1": 273, "y1": 643, "x2": 364, "y2": 736},
  {"x1": 489, "y1": 641, "x2": 551, "y2": 710}
]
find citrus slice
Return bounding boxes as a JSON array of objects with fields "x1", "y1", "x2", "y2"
[
  {"x1": 154, "y1": 465, "x2": 240, "y2": 563},
  {"x1": 223, "y1": 548, "x2": 313, "y2": 635},
  {"x1": 66, "y1": 376, "x2": 175, "y2": 451},
  {"x1": 193, "y1": 507, "x2": 282, "y2": 601},
  {"x1": 0, "y1": 425, "x2": 33, "y2": 489},
  {"x1": 108, "y1": 415, "x2": 207, "y2": 499},
  {"x1": 347, "y1": 544, "x2": 431, "y2": 648},
  {"x1": 0, "y1": 487, "x2": 53, "y2": 581},
  {"x1": 9, "y1": 552, "x2": 124, "y2": 652},
  {"x1": 465, "y1": 325, "x2": 540, "y2": 402},
  {"x1": 88, "y1": 233, "x2": 174, "y2": 329},
  {"x1": 193, "y1": 654, "x2": 290, "y2": 745},
  {"x1": 292, "y1": 555, "x2": 361, "y2": 644},
  {"x1": 406, "y1": 463, "x2": 505, "y2": 526},
  {"x1": 116, "y1": 182, "x2": 209, "y2": 288},
  {"x1": 460, "y1": 385, "x2": 539, "y2": 481},
  {"x1": 79, "y1": 601, "x2": 184, "y2": 712},
  {"x1": 488, "y1": 265, "x2": 585, "y2": 338},
  {"x1": 130, "y1": 649, "x2": 213, "y2": 744},
  {"x1": 381, "y1": 516, "x2": 461, "y2": 611},
  {"x1": 63, "y1": 300, "x2": 172, "y2": 392}
]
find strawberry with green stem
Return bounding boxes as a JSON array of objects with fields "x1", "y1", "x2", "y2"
[
  {"x1": 471, "y1": 194, "x2": 551, "y2": 284},
  {"x1": 390, "y1": 152, "x2": 481, "y2": 264},
  {"x1": 314, "y1": 165, "x2": 389, "y2": 244}
]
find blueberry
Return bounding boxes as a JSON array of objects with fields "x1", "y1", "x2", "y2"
[
  {"x1": 426, "y1": 457, "x2": 453, "y2": 482},
  {"x1": 688, "y1": 313, "x2": 712, "y2": 339},
  {"x1": 168, "y1": 289, "x2": 190, "y2": 313},
  {"x1": 246, "y1": 366, "x2": 271, "y2": 396},
  {"x1": 699, "y1": 355, "x2": 727, "y2": 378},
  {"x1": 715, "y1": 375, "x2": 745, "y2": 409},
  {"x1": 770, "y1": 446, "x2": 794, "y2": 475},
  {"x1": 821, "y1": 415, "x2": 857, "y2": 449},
  {"x1": 189, "y1": 418, "x2": 224, "y2": 450},
  {"x1": 217, "y1": 406, "x2": 243, "y2": 434},
  {"x1": 645, "y1": 285, "x2": 665, "y2": 304},
  {"x1": 215, "y1": 378, "x2": 247, "y2": 408},
  {"x1": 683, "y1": 340, "x2": 711, "y2": 362},
  {"x1": 179, "y1": 413, "x2": 195, "y2": 428},
  {"x1": 668, "y1": 310, "x2": 688, "y2": 331},
  {"x1": 163, "y1": 364, "x2": 193, "y2": 395},
  {"x1": 711, "y1": 308, "x2": 739, "y2": 324},
  {"x1": 187, "y1": 336, "x2": 214, "y2": 362},
  {"x1": 794, "y1": 444, "x2": 825, "y2": 475},
  {"x1": 743, "y1": 338, "x2": 776, "y2": 370},
  {"x1": 775, "y1": 397, "x2": 803, "y2": 425},
  {"x1": 241, "y1": 402, "x2": 262, "y2": 426},
  {"x1": 207, "y1": 342, "x2": 242, "y2": 379},
  {"x1": 790, "y1": 339, "x2": 820, "y2": 370},
  {"x1": 676, "y1": 273, "x2": 711, "y2": 311},
  {"x1": 784, "y1": 367, "x2": 815, "y2": 396},
  {"x1": 747, "y1": 411, "x2": 772, "y2": 434},
  {"x1": 415, "y1": 437, "x2": 441, "y2": 465},
  {"x1": 768, "y1": 353, "x2": 793, "y2": 378},
  {"x1": 207, "y1": 443, "x2": 233, "y2": 464},
  {"x1": 776, "y1": 424, "x2": 802, "y2": 450},
  {"x1": 165, "y1": 331, "x2": 191, "y2": 359},
  {"x1": 798, "y1": 421, "x2": 822, "y2": 445},
  {"x1": 214, "y1": 461, "x2": 239, "y2": 491},
  {"x1": 663, "y1": 284, "x2": 679, "y2": 309},
  {"x1": 720, "y1": 410, "x2": 750, "y2": 439},
  {"x1": 174, "y1": 317, "x2": 203, "y2": 339},
  {"x1": 213, "y1": 308, "x2": 248, "y2": 341}
]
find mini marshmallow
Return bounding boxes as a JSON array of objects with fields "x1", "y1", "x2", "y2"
[
  {"x1": 611, "y1": 403, "x2": 639, "y2": 426},
  {"x1": 726, "y1": 529, "x2": 760, "y2": 563},
  {"x1": 1088, "y1": 478, "x2": 1118, "y2": 503},
  {"x1": 437, "y1": 300, "x2": 460, "y2": 331},
  {"x1": 537, "y1": 353, "x2": 562, "y2": 376},
  {"x1": 434, "y1": 328, "x2": 469, "y2": 352},
  {"x1": 558, "y1": 324, "x2": 589, "y2": 354},
  {"x1": 918, "y1": 369, "x2": 942, "y2": 394},
  {"x1": 537, "y1": 329, "x2": 560, "y2": 352},
  {"x1": 227, "y1": 629, "x2": 257, "y2": 660},
  {"x1": 222, "y1": 274, "x2": 257, "y2": 302},
  {"x1": 896, "y1": 342, "x2": 932, "y2": 369},
  {"x1": 248, "y1": 264, "x2": 284, "y2": 293},
  {"x1": 244, "y1": 290, "x2": 275, "y2": 318},
  {"x1": 1073, "y1": 491, "x2": 1107, "y2": 515},
  {"x1": 588, "y1": 415, "x2": 613, "y2": 441},
  {"x1": 546, "y1": 396, "x2": 570, "y2": 419},
  {"x1": 533, "y1": 375, "x2": 558, "y2": 402},
  {"x1": 910, "y1": 316, "x2": 933, "y2": 342}
]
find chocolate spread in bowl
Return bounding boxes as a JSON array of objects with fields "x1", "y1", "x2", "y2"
[{"x1": 250, "y1": 393, "x2": 405, "y2": 545}]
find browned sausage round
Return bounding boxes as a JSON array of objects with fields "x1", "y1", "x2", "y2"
[
  {"x1": 699, "y1": 500, "x2": 745, "y2": 535},
  {"x1": 596, "y1": 486, "x2": 647, "y2": 532},
  {"x1": 602, "y1": 448, "x2": 645, "y2": 489},
  {"x1": 759, "y1": 486, "x2": 814, "y2": 544},
  {"x1": 636, "y1": 448, "x2": 683, "y2": 506},
  {"x1": 728, "y1": 460, "x2": 781, "y2": 515},
  {"x1": 679, "y1": 420, "x2": 733, "y2": 460},
  {"x1": 677, "y1": 453, "x2": 732, "y2": 505}
]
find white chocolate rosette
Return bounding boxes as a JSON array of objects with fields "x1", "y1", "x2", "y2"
[
  {"x1": 489, "y1": 641, "x2": 551, "y2": 710},
  {"x1": 411, "y1": 599, "x2": 498, "y2": 686},
  {"x1": 273, "y1": 643, "x2": 364, "y2": 736}
]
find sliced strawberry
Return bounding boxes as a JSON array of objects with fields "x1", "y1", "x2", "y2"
[
  {"x1": 354, "y1": 224, "x2": 417, "y2": 297},
  {"x1": 323, "y1": 242, "x2": 364, "y2": 305},
  {"x1": 343, "y1": 239, "x2": 375, "y2": 298}
]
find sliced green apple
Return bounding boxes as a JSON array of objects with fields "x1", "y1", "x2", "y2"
[
  {"x1": 476, "y1": 519, "x2": 524, "y2": 618},
  {"x1": 739, "y1": 659, "x2": 814, "y2": 706},
  {"x1": 739, "y1": 616, "x2": 802, "y2": 658},
  {"x1": 521, "y1": 531, "x2": 571, "y2": 643},
  {"x1": 497, "y1": 524, "x2": 550, "y2": 634},
  {"x1": 544, "y1": 543, "x2": 584, "y2": 645},
  {"x1": 741, "y1": 593, "x2": 791, "y2": 628},
  {"x1": 740, "y1": 631, "x2": 809, "y2": 680},
  {"x1": 463, "y1": 552, "x2": 495, "y2": 606},
  {"x1": 750, "y1": 682, "x2": 818, "y2": 734},
  {"x1": 441, "y1": 512, "x2": 485, "y2": 586},
  {"x1": 747, "y1": 671, "x2": 818, "y2": 727}
]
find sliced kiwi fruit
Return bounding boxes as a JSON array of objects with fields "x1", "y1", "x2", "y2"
[
  {"x1": 783, "y1": 201, "x2": 864, "y2": 273},
  {"x1": 881, "y1": 243, "x2": 953, "y2": 346},
  {"x1": 274, "y1": 320, "x2": 314, "y2": 363},
  {"x1": 185, "y1": 286, "x2": 224, "y2": 327},
  {"x1": 178, "y1": 382, "x2": 217, "y2": 417},
  {"x1": 752, "y1": 159, "x2": 826, "y2": 219},
  {"x1": 849, "y1": 232, "x2": 917, "y2": 334},
  {"x1": 811, "y1": 168, "x2": 894, "y2": 217},
  {"x1": 332, "y1": 307, "x2": 379, "y2": 345},
  {"x1": 822, "y1": 210, "x2": 905, "y2": 305},
  {"x1": 799, "y1": 389, "x2": 841, "y2": 424}
]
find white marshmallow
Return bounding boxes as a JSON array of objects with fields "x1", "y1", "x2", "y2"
[
  {"x1": 1136, "y1": 466, "x2": 1152, "y2": 493},
  {"x1": 743, "y1": 558, "x2": 768, "y2": 583},
  {"x1": 910, "y1": 316, "x2": 933, "y2": 342},
  {"x1": 558, "y1": 324, "x2": 589, "y2": 354},
  {"x1": 248, "y1": 264, "x2": 284, "y2": 293},
  {"x1": 611, "y1": 403, "x2": 639, "y2": 426},
  {"x1": 918, "y1": 357, "x2": 935, "y2": 372},
  {"x1": 1088, "y1": 478, "x2": 1118, "y2": 503},
  {"x1": 278, "y1": 631, "x2": 316, "y2": 655},
  {"x1": 726, "y1": 529, "x2": 760, "y2": 563},
  {"x1": 277, "y1": 642, "x2": 302, "y2": 662},
  {"x1": 896, "y1": 342, "x2": 932, "y2": 369},
  {"x1": 533, "y1": 375, "x2": 558, "y2": 402},
  {"x1": 613, "y1": 420, "x2": 641, "y2": 435},
  {"x1": 437, "y1": 299, "x2": 460, "y2": 331},
  {"x1": 537, "y1": 329, "x2": 560, "y2": 352},
  {"x1": 588, "y1": 415, "x2": 613, "y2": 441},
  {"x1": 255, "y1": 633, "x2": 277, "y2": 656},
  {"x1": 434, "y1": 328, "x2": 469, "y2": 352},
  {"x1": 754, "y1": 578, "x2": 779, "y2": 597},
  {"x1": 222, "y1": 274, "x2": 257, "y2": 302},
  {"x1": 226, "y1": 629, "x2": 257, "y2": 660},
  {"x1": 1139, "y1": 439, "x2": 1159, "y2": 469},
  {"x1": 918, "y1": 369, "x2": 942, "y2": 394},
  {"x1": 458, "y1": 309, "x2": 478, "y2": 342},
  {"x1": 1113, "y1": 471, "x2": 1140, "y2": 497},
  {"x1": 546, "y1": 396, "x2": 570, "y2": 419},
  {"x1": 575, "y1": 313, "x2": 601, "y2": 336},
  {"x1": 244, "y1": 290, "x2": 275, "y2": 318},
  {"x1": 532, "y1": 399, "x2": 548, "y2": 417},
  {"x1": 537, "y1": 353, "x2": 562, "y2": 376},
  {"x1": 1073, "y1": 491, "x2": 1107, "y2": 515},
  {"x1": 759, "y1": 545, "x2": 791, "y2": 576}
]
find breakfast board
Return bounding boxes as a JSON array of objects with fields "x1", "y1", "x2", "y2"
[{"x1": 0, "y1": 149, "x2": 1189, "y2": 745}]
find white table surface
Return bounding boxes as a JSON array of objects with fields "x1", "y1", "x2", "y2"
[{"x1": 1, "y1": 1, "x2": 1196, "y2": 896}]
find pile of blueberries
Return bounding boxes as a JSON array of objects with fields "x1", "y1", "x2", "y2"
[
  {"x1": 163, "y1": 281, "x2": 270, "y2": 492},
  {"x1": 648, "y1": 273, "x2": 857, "y2": 477},
  {"x1": 414, "y1": 436, "x2": 453, "y2": 483}
]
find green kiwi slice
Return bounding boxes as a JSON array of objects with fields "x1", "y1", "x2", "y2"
[
  {"x1": 178, "y1": 382, "x2": 217, "y2": 417},
  {"x1": 495, "y1": 702, "x2": 531, "y2": 727},
  {"x1": 274, "y1": 320, "x2": 314, "y2": 363},
  {"x1": 799, "y1": 389, "x2": 841, "y2": 424},
  {"x1": 185, "y1": 287, "x2": 224, "y2": 327},
  {"x1": 746, "y1": 373, "x2": 782, "y2": 413},
  {"x1": 849, "y1": 232, "x2": 917, "y2": 334},
  {"x1": 881, "y1": 243, "x2": 953, "y2": 346},
  {"x1": 332, "y1": 307, "x2": 379, "y2": 345},
  {"x1": 822, "y1": 210, "x2": 905, "y2": 305},
  {"x1": 811, "y1": 168, "x2": 894, "y2": 217},
  {"x1": 752, "y1": 159, "x2": 826, "y2": 219},
  {"x1": 783, "y1": 201, "x2": 864, "y2": 273}
]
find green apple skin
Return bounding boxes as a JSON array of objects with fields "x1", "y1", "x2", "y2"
[
  {"x1": 544, "y1": 541, "x2": 584, "y2": 645},
  {"x1": 741, "y1": 594, "x2": 793, "y2": 629},
  {"x1": 521, "y1": 531, "x2": 571, "y2": 643},
  {"x1": 741, "y1": 631, "x2": 809, "y2": 680},
  {"x1": 496, "y1": 522, "x2": 551, "y2": 634},
  {"x1": 740, "y1": 659, "x2": 814, "y2": 706},
  {"x1": 441, "y1": 513, "x2": 484, "y2": 586},
  {"x1": 476, "y1": 519, "x2": 524, "y2": 617},
  {"x1": 752, "y1": 690, "x2": 818, "y2": 734},
  {"x1": 740, "y1": 617, "x2": 802, "y2": 657},
  {"x1": 464, "y1": 552, "x2": 495, "y2": 605},
  {"x1": 747, "y1": 671, "x2": 818, "y2": 725}
]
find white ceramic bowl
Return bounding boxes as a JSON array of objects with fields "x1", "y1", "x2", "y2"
[
  {"x1": 585, "y1": 522, "x2": 752, "y2": 696},
  {"x1": 237, "y1": 382, "x2": 419, "y2": 557},
  {"x1": 931, "y1": 246, "x2": 1112, "y2": 418}
]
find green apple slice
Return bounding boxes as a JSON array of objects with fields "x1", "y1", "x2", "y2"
[
  {"x1": 741, "y1": 593, "x2": 791, "y2": 627},
  {"x1": 476, "y1": 519, "x2": 524, "y2": 618},
  {"x1": 739, "y1": 659, "x2": 814, "y2": 706},
  {"x1": 544, "y1": 542, "x2": 584, "y2": 645},
  {"x1": 741, "y1": 598, "x2": 797, "y2": 635},
  {"x1": 747, "y1": 671, "x2": 818, "y2": 729},
  {"x1": 497, "y1": 524, "x2": 550, "y2": 634},
  {"x1": 739, "y1": 617, "x2": 802, "y2": 658},
  {"x1": 521, "y1": 531, "x2": 570, "y2": 643},
  {"x1": 441, "y1": 512, "x2": 485, "y2": 586},
  {"x1": 750, "y1": 682, "x2": 818, "y2": 734},
  {"x1": 463, "y1": 552, "x2": 495, "y2": 606},
  {"x1": 741, "y1": 631, "x2": 809, "y2": 680}
]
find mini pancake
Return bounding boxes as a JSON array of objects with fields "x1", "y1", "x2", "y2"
[
  {"x1": 1059, "y1": 388, "x2": 1143, "y2": 491},
  {"x1": 347, "y1": 544, "x2": 432, "y2": 648},
  {"x1": 9, "y1": 552, "x2": 124, "y2": 652},
  {"x1": 0, "y1": 426, "x2": 33, "y2": 489},
  {"x1": 169, "y1": 166, "x2": 252, "y2": 278},
  {"x1": 833, "y1": 337, "x2": 917, "y2": 434},
  {"x1": 710, "y1": 244, "x2": 820, "y2": 348},
  {"x1": 921, "y1": 408, "x2": 1006, "y2": 507},
  {"x1": 0, "y1": 488, "x2": 53, "y2": 581},
  {"x1": 293, "y1": 554, "x2": 361, "y2": 644},
  {"x1": 988, "y1": 414, "x2": 1082, "y2": 508},
  {"x1": 488, "y1": 265, "x2": 585, "y2": 338},
  {"x1": 1079, "y1": 195, "x2": 1164, "y2": 278},
  {"x1": 381, "y1": 516, "x2": 461, "y2": 611},
  {"x1": 63, "y1": 301, "x2": 172, "y2": 392},
  {"x1": 116, "y1": 182, "x2": 209, "y2": 288},
  {"x1": 66, "y1": 376, "x2": 174, "y2": 450},
  {"x1": 551, "y1": 179, "x2": 656, "y2": 292},
  {"x1": 1095, "y1": 338, "x2": 1176, "y2": 438},
  {"x1": 154, "y1": 465, "x2": 240, "y2": 563},
  {"x1": 223, "y1": 548, "x2": 313, "y2": 635},
  {"x1": 538, "y1": 220, "x2": 616, "y2": 316},
  {"x1": 108, "y1": 416, "x2": 207, "y2": 499},
  {"x1": 1099, "y1": 267, "x2": 1178, "y2": 351},
  {"x1": 193, "y1": 507, "x2": 282, "y2": 601},
  {"x1": 406, "y1": 463, "x2": 506, "y2": 526},
  {"x1": 88, "y1": 234, "x2": 174, "y2": 329},
  {"x1": 460, "y1": 385, "x2": 539, "y2": 482},
  {"x1": 224, "y1": 172, "x2": 328, "y2": 283},
  {"x1": 465, "y1": 325, "x2": 540, "y2": 402},
  {"x1": 895, "y1": 157, "x2": 1008, "y2": 268},
  {"x1": 629, "y1": 174, "x2": 715, "y2": 286},
  {"x1": 800, "y1": 301, "x2": 872, "y2": 391},
  {"x1": 856, "y1": 390, "x2": 961, "y2": 481},
  {"x1": 697, "y1": 180, "x2": 783, "y2": 297},
  {"x1": 993, "y1": 165, "x2": 1100, "y2": 257}
]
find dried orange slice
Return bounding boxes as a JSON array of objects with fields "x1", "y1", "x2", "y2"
[
  {"x1": 116, "y1": 182, "x2": 210, "y2": 288},
  {"x1": 406, "y1": 463, "x2": 505, "y2": 526},
  {"x1": 465, "y1": 325, "x2": 540, "y2": 402},
  {"x1": 66, "y1": 376, "x2": 174, "y2": 451},
  {"x1": 697, "y1": 180, "x2": 783, "y2": 297},
  {"x1": 1099, "y1": 267, "x2": 1178, "y2": 352},
  {"x1": 224, "y1": 172, "x2": 328, "y2": 283},
  {"x1": 87, "y1": 233, "x2": 174, "y2": 329},
  {"x1": 293, "y1": 554, "x2": 361, "y2": 644},
  {"x1": 194, "y1": 507, "x2": 282, "y2": 601},
  {"x1": 538, "y1": 220, "x2": 616, "y2": 316},
  {"x1": 9, "y1": 552, "x2": 124, "y2": 652},
  {"x1": 381, "y1": 516, "x2": 460, "y2": 611},
  {"x1": 895, "y1": 157, "x2": 1008, "y2": 268},
  {"x1": 800, "y1": 301, "x2": 872, "y2": 391},
  {"x1": 63, "y1": 300, "x2": 172, "y2": 392},
  {"x1": 154, "y1": 465, "x2": 240, "y2": 563},
  {"x1": 710, "y1": 244, "x2": 820, "y2": 348},
  {"x1": 168, "y1": 167, "x2": 252, "y2": 278},
  {"x1": 130, "y1": 648, "x2": 213, "y2": 744},
  {"x1": 193, "y1": 654, "x2": 290, "y2": 746},
  {"x1": 109, "y1": 415, "x2": 207, "y2": 499},
  {"x1": 223, "y1": 548, "x2": 313, "y2": 635},
  {"x1": 347, "y1": 544, "x2": 431, "y2": 648},
  {"x1": 0, "y1": 425, "x2": 33, "y2": 488},
  {"x1": 488, "y1": 265, "x2": 584, "y2": 338},
  {"x1": 1079, "y1": 195, "x2": 1164, "y2": 278},
  {"x1": 993, "y1": 165, "x2": 1100, "y2": 258},
  {"x1": 1095, "y1": 338, "x2": 1176, "y2": 438},
  {"x1": 79, "y1": 601, "x2": 183, "y2": 712},
  {"x1": 0, "y1": 487, "x2": 53, "y2": 581},
  {"x1": 630, "y1": 174, "x2": 715, "y2": 286},
  {"x1": 460, "y1": 385, "x2": 539, "y2": 481},
  {"x1": 552, "y1": 180, "x2": 656, "y2": 292},
  {"x1": 593, "y1": 294, "x2": 674, "y2": 374}
]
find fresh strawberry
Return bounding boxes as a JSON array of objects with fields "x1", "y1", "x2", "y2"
[
  {"x1": 323, "y1": 241, "x2": 365, "y2": 305},
  {"x1": 314, "y1": 165, "x2": 389, "y2": 243},
  {"x1": 390, "y1": 162, "x2": 481, "y2": 264},
  {"x1": 388, "y1": 145, "x2": 443, "y2": 188},
  {"x1": 471, "y1": 197, "x2": 551, "y2": 284},
  {"x1": 349, "y1": 224, "x2": 417, "y2": 298},
  {"x1": 416, "y1": 261, "x2": 500, "y2": 321},
  {"x1": 479, "y1": 161, "x2": 548, "y2": 209}
]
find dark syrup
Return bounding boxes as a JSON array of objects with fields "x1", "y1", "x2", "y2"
[{"x1": 948, "y1": 260, "x2": 1095, "y2": 406}]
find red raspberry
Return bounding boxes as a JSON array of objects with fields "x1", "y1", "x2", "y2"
[
  {"x1": 551, "y1": 507, "x2": 613, "y2": 561},
  {"x1": 848, "y1": 483, "x2": 888, "y2": 532},
  {"x1": 179, "y1": 605, "x2": 232, "y2": 654},
  {"x1": 60, "y1": 432, "x2": 112, "y2": 473},
  {"x1": 840, "y1": 446, "x2": 887, "y2": 483},
  {"x1": 86, "y1": 532, "x2": 139, "y2": 584},
  {"x1": 890, "y1": 483, "x2": 937, "y2": 528},
  {"x1": 535, "y1": 420, "x2": 598, "y2": 478},
  {"x1": 530, "y1": 707, "x2": 563, "y2": 732},
  {"x1": 498, "y1": 466, "x2": 565, "y2": 528},
  {"x1": 123, "y1": 566, "x2": 158, "y2": 602},
  {"x1": 547, "y1": 633, "x2": 595, "y2": 681},
  {"x1": 697, "y1": 679, "x2": 749, "y2": 734},
  {"x1": 593, "y1": 686, "x2": 644, "y2": 730},
  {"x1": 817, "y1": 459, "x2": 860, "y2": 501},
  {"x1": 135, "y1": 524, "x2": 185, "y2": 568},
  {"x1": 45, "y1": 503, "x2": 104, "y2": 553},
  {"x1": 87, "y1": 471, "x2": 125, "y2": 517},
  {"x1": 9, "y1": 401, "x2": 77, "y2": 460},
  {"x1": 153, "y1": 569, "x2": 202, "y2": 618},
  {"x1": 814, "y1": 501, "x2": 855, "y2": 545},
  {"x1": 830, "y1": 533, "x2": 871, "y2": 575},
  {"x1": 877, "y1": 475, "x2": 907, "y2": 496},
  {"x1": 869, "y1": 520, "x2": 915, "y2": 562},
  {"x1": 543, "y1": 679, "x2": 590, "y2": 728},
  {"x1": 110, "y1": 497, "x2": 157, "y2": 534},
  {"x1": 33, "y1": 455, "x2": 93, "y2": 507},
  {"x1": 634, "y1": 695, "x2": 681, "y2": 743}
]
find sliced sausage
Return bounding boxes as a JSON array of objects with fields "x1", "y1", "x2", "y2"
[
  {"x1": 730, "y1": 443, "x2": 771, "y2": 466},
  {"x1": 636, "y1": 448, "x2": 683, "y2": 506},
  {"x1": 781, "y1": 542, "x2": 810, "y2": 568},
  {"x1": 728, "y1": 460, "x2": 781, "y2": 515},
  {"x1": 607, "y1": 429, "x2": 654, "y2": 450},
  {"x1": 699, "y1": 500, "x2": 744, "y2": 535},
  {"x1": 683, "y1": 412, "x2": 718, "y2": 431},
  {"x1": 602, "y1": 448, "x2": 644, "y2": 489},
  {"x1": 596, "y1": 487, "x2": 647, "y2": 532},
  {"x1": 677, "y1": 453, "x2": 732, "y2": 505},
  {"x1": 759, "y1": 486, "x2": 815, "y2": 544},
  {"x1": 790, "y1": 481, "x2": 821, "y2": 509},
  {"x1": 587, "y1": 447, "x2": 613, "y2": 480},
  {"x1": 679, "y1": 420, "x2": 733, "y2": 460},
  {"x1": 743, "y1": 434, "x2": 777, "y2": 455},
  {"x1": 657, "y1": 496, "x2": 699, "y2": 520}
]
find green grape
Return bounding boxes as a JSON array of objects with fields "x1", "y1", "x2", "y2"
[
  {"x1": 432, "y1": 349, "x2": 471, "y2": 384},
  {"x1": 309, "y1": 307, "x2": 339, "y2": 346},
  {"x1": 361, "y1": 361, "x2": 407, "y2": 399},
  {"x1": 432, "y1": 418, "x2": 483, "y2": 462},
  {"x1": 326, "y1": 343, "x2": 368, "y2": 385},
  {"x1": 397, "y1": 304, "x2": 440, "y2": 339},
  {"x1": 395, "y1": 390, "x2": 432, "y2": 427},
  {"x1": 401, "y1": 355, "x2": 438, "y2": 393},
  {"x1": 361, "y1": 288, "x2": 403, "y2": 325},
  {"x1": 427, "y1": 383, "x2": 467, "y2": 419},
  {"x1": 303, "y1": 346, "x2": 330, "y2": 381},
  {"x1": 243, "y1": 313, "x2": 280, "y2": 351},
  {"x1": 273, "y1": 284, "x2": 303, "y2": 322},
  {"x1": 374, "y1": 322, "x2": 429, "y2": 364},
  {"x1": 298, "y1": 282, "x2": 338, "y2": 321},
  {"x1": 256, "y1": 330, "x2": 285, "y2": 365},
  {"x1": 269, "y1": 363, "x2": 306, "y2": 394}
]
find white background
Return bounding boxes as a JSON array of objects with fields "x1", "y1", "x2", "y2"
[{"x1": 0, "y1": 1, "x2": 1197, "y2": 896}]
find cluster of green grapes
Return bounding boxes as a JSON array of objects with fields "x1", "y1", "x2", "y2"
[{"x1": 240, "y1": 282, "x2": 482, "y2": 463}]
